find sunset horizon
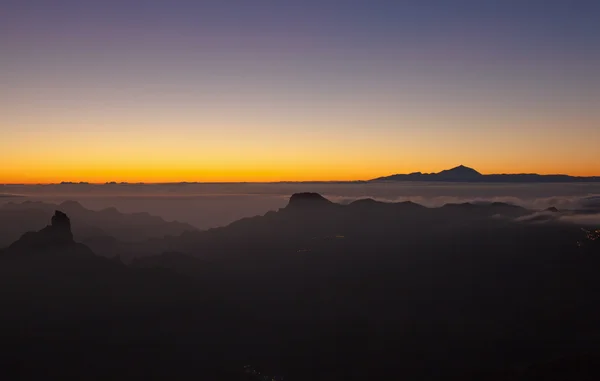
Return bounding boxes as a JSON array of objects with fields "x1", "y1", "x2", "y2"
[
  {"x1": 2, "y1": 2, "x2": 600, "y2": 379},
  {"x1": 3, "y1": 1, "x2": 599, "y2": 184},
  {"x1": 3, "y1": 163, "x2": 600, "y2": 185}
]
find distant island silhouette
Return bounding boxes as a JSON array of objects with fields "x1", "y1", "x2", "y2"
[
  {"x1": 372, "y1": 165, "x2": 600, "y2": 183},
  {"x1": 3, "y1": 165, "x2": 600, "y2": 185}
]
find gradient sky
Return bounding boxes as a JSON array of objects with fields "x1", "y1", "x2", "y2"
[{"x1": 2, "y1": 0, "x2": 599, "y2": 183}]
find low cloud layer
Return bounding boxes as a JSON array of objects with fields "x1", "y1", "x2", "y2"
[
  {"x1": 2, "y1": 183, "x2": 600, "y2": 229},
  {"x1": 333, "y1": 194, "x2": 600, "y2": 212},
  {"x1": 559, "y1": 213, "x2": 600, "y2": 226}
]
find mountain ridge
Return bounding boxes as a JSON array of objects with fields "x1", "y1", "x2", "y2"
[
  {"x1": 372, "y1": 165, "x2": 600, "y2": 182},
  {"x1": 1, "y1": 197, "x2": 598, "y2": 380}
]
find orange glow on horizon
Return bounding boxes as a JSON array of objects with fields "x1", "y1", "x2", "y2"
[
  {"x1": 2, "y1": 114, "x2": 599, "y2": 184},
  {"x1": 3, "y1": 164, "x2": 600, "y2": 184}
]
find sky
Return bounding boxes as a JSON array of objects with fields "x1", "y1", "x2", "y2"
[{"x1": 1, "y1": 0, "x2": 599, "y2": 183}]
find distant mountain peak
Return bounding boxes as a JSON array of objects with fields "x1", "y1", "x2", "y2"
[
  {"x1": 287, "y1": 193, "x2": 333, "y2": 209},
  {"x1": 59, "y1": 200, "x2": 85, "y2": 211},
  {"x1": 438, "y1": 165, "x2": 482, "y2": 177}
]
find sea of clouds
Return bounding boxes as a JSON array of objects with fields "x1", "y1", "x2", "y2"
[{"x1": 2, "y1": 182, "x2": 599, "y2": 228}]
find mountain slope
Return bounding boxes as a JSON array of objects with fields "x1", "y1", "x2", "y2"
[
  {"x1": 1, "y1": 196, "x2": 599, "y2": 380},
  {"x1": 131, "y1": 192, "x2": 599, "y2": 380}
]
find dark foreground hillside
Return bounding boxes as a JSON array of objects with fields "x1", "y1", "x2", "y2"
[{"x1": 1, "y1": 194, "x2": 599, "y2": 380}]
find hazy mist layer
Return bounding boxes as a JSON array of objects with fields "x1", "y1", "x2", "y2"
[{"x1": 2, "y1": 183, "x2": 599, "y2": 229}]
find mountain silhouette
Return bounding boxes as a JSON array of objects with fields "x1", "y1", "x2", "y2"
[
  {"x1": 0, "y1": 211, "x2": 243, "y2": 380},
  {"x1": 120, "y1": 193, "x2": 539, "y2": 261},
  {"x1": 287, "y1": 192, "x2": 335, "y2": 209},
  {"x1": 8, "y1": 210, "x2": 75, "y2": 250},
  {"x1": 373, "y1": 165, "x2": 600, "y2": 182},
  {"x1": 114, "y1": 192, "x2": 599, "y2": 380},
  {"x1": 1, "y1": 194, "x2": 599, "y2": 380},
  {"x1": 0, "y1": 200, "x2": 196, "y2": 249},
  {"x1": 87, "y1": 192, "x2": 597, "y2": 262},
  {"x1": 436, "y1": 164, "x2": 482, "y2": 180}
]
